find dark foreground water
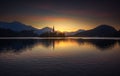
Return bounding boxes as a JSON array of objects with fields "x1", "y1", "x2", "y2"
[{"x1": 0, "y1": 37, "x2": 120, "y2": 76}]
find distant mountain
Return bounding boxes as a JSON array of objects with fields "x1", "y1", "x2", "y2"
[
  {"x1": 65, "y1": 29, "x2": 85, "y2": 36},
  {"x1": 75, "y1": 25, "x2": 120, "y2": 37},
  {"x1": 0, "y1": 21, "x2": 36, "y2": 32},
  {"x1": 0, "y1": 21, "x2": 39, "y2": 37},
  {"x1": 35, "y1": 27, "x2": 53, "y2": 35}
]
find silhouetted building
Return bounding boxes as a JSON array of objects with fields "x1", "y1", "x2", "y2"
[{"x1": 53, "y1": 26, "x2": 55, "y2": 32}]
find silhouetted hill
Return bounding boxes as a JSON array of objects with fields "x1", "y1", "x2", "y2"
[
  {"x1": 75, "y1": 25, "x2": 120, "y2": 37},
  {"x1": 0, "y1": 28, "x2": 38, "y2": 37},
  {"x1": 0, "y1": 21, "x2": 38, "y2": 37},
  {"x1": 0, "y1": 21, "x2": 36, "y2": 32},
  {"x1": 0, "y1": 28, "x2": 17, "y2": 37},
  {"x1": 35, "y1": 27, "x2": 53, "y2": 35}
]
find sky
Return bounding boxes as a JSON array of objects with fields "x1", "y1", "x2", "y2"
[{"x1": 0, "y1": 0, "x2": 120, "y2": 32}]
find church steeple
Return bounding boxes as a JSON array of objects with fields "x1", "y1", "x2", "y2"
[{"x1": 53, "y1": 26, "x2": 55, "y2": 32}]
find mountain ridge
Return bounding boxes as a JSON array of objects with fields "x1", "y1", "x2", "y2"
[
  {"x1": 75, "y1": 24, "x2": 119, "y2": 37},
  {"x1": 0, "y1": 21, "x2": 36, "y2": 32}
]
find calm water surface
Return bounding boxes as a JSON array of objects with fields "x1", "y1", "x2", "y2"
[{"x1": 0, "y1": 37, "x2": 120, "y2": 76}]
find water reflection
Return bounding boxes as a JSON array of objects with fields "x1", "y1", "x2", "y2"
[
  {"x1": 0, "y1": 38, "x2": 120, "y2": 76},
  {"x1": 0, "y1": 38, "x2": 119, "y2": 53}
]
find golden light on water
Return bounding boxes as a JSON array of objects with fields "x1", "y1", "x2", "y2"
[{"x1": 55, "y1": 39, "x2": 79, "y2": 47}]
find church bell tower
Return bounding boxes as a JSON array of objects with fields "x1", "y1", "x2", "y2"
[{"x1": 53, "y1": 26, "x2": 55, "y2": 32}]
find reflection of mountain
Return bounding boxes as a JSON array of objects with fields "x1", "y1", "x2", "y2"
[
  {"x1": 76, "y1": 39, "x2": 117, "y2": 50},
  {"x1": 0, "y1": 39, "x2": 37, "y2": 53},
  {"x1": 0, "y1": 39, "x2": 55, "y2": 53},
  {"x1": 0, "y1": 39, "x2": 119, "y2": 54},
  {"x1": 89, "y1": 40, "x2": 117, "y2": 50}
]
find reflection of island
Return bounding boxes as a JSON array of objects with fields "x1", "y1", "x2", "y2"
[{"x1": 0, "y1": 39, "x2": 119, "y2": 53}]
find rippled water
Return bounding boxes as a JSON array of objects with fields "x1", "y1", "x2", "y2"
[{"x1": 0, "y1": 37, "x2": 120, "y2": 76}]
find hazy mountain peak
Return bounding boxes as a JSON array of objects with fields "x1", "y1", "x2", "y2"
[
  {"x1": 76, "y1": 29, "x2": 85, "y2": 32},
  {"x1": 42, "y1": 27, "x2": 52, "y2": 30},
  {"x1": 65, "y1": 29, "x2": 85, "y2": 36},
  {"x1": 35, "y1": 27, "x2": 53, "y2": 35}
]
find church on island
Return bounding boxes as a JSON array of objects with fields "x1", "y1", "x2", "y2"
[{"x1": 40, "y1": 26, "x2": 65, "y2": 37}]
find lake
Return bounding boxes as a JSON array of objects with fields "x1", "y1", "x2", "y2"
[{"x1": 0, "y1": 37, "x2": 120, "y2": 76}]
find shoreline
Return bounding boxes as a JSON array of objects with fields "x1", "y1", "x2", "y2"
[{"x1": 0, "y1": 37, "x2": 120, "y2": 40}]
